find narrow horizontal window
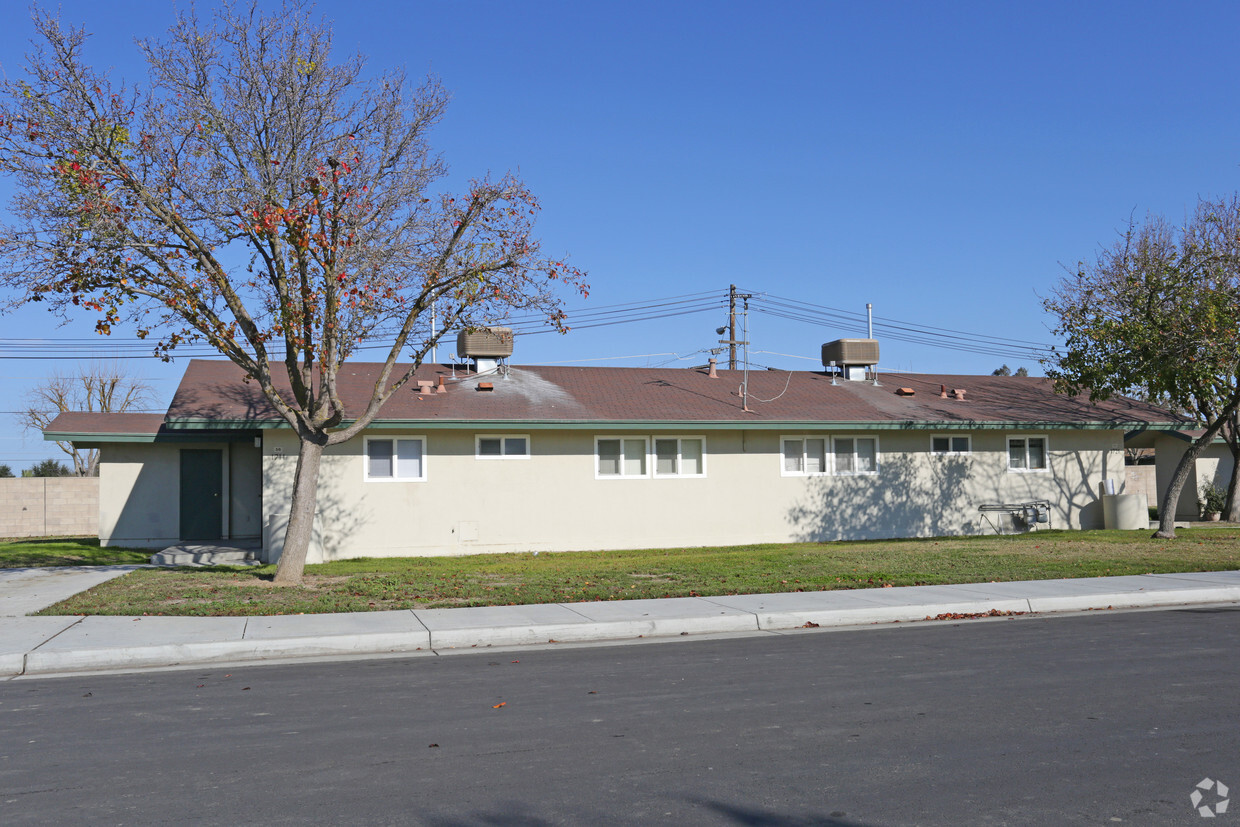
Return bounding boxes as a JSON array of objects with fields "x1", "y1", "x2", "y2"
[
  {"x1": 476, "y1": 434, "x2": 530, "y2": 459},
  {"x1": 932, "y1": 435, "x2": 971, "y2": 455}
]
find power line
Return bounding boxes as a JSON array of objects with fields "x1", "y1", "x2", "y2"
[
  {"x1": 744, "y1": 292, "x2": 1053, "y2": 362},
  {"x1": 751, "y1": 292, "x2": 1054, "y2": 349},
  {"x1": 0, "y1": 287, "x2": 1056, "y2": 364}
]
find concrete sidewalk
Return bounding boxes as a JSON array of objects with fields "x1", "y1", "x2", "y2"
[
  {"x1": 0, "y1": 565, "x2": 147, "y2": 618},
  {"x1": 3, "y1": 567, "x2": 1240, "y2": 678}
]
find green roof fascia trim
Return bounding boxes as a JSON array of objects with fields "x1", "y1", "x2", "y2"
[
  {"x1": 1156, "y1": 429, "x2": 1225, "y2": 444},
  {"x1": 161, "y1": 417, "x2": 1189, "y2": 432}
]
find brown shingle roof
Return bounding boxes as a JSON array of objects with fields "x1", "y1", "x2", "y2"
[
  {"x1": 156, "y1": 359, "x2": 1186, "y2": 429},
  {"x1": 45, "y1": 412, "x2": 167, "y2": 437}
]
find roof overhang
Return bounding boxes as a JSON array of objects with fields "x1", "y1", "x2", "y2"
[
  {"x1": 159, "y1": 418, "x2": 1189, "y2": 433},
  {"x1": 44, "y1": 427, "x2": 262, "y2": 445}
]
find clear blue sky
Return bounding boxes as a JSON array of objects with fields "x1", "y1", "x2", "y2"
[{"x1": 1, "y1": 0, "x2": 1238, "y2": 470}]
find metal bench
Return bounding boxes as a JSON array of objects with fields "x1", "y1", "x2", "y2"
[{"x1": 978, "y1": 501, "x2": 1051, "y2": 534}]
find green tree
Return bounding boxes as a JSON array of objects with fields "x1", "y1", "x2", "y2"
[
  {"x1": 1044, "y1": 199, "x2": 1240, "y2": 538},
  {"x1": 992, "y1": 365, "x2": 1029, "y2": 377},
  {"x1": 29, "y1": 459, "x2": 72, "y2": 477},
  {"x1": 0, "y1": 464, "x2": 14, "y2": 478},
  {"x1": 0, "y1": 4, "x2": 586, "y2": 583}
]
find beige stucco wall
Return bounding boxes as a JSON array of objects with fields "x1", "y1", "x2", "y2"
[
  {"x1": 1153, "y1": 435, "x2": 1235, "y2": 519},
  {"x1": 99, "y1": 441, "x2": 262, "y2": 548},
  {"x1": 0, "y1": 477, "x2": 99, "y2": 538},
  {"x1": 260, "y1": 426, "x2": 1128, "y2": 563}
]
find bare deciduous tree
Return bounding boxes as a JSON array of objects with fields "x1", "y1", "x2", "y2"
[
  {"x1": 0, "y1": 3, "x2": 586, "y2": 583},
  {"x1": 19, "y1": 364, "x2": 154, "y2": 476}
]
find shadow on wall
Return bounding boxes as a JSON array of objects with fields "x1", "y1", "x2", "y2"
[
  {"x1": 108, "y1": 449, "x2": 181, "y2": 547},
  {"x1": 786, "y1": 454, "x2": 973, "y2": 543},
  {"x1": 262, "y1": 450, "x2": 371, "y2": 564},
  {"x1": 786, "y1": 444, "x2": 1109, "y2": 542},
  {"x1": 1054, "y1": 447, "x2": 1109, "y2": 530}
]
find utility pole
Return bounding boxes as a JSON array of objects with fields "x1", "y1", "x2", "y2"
[{"x1": 728, "y1": 284, "x2": 738, "y2": 370}]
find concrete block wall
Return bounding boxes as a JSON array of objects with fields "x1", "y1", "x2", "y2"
[
  {"x1": 1125, "y1": 464, "x2": 1157, "y2": 514},
  {"x1": 0, "y1": 478, "x2": 99, "y2": 539}
]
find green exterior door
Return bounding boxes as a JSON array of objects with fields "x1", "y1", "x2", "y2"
[{"x1": 180, "y1": 449, "x2": 223, "y2": 541}]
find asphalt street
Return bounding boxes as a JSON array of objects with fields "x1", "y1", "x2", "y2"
[{"x1": 2, "y1": 607, "x2": 1238, "y2": 825}]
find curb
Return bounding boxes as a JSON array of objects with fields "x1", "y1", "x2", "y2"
[
  {"x1": 7, "y1": 581, "x2": 1240, "y2": 678},
  {"x1": 21, "y1": 631, "x2": 437, "y2": 675}
]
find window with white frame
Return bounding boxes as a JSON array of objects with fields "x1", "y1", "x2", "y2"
[
  {"x1": 782, "y1": 437, "x2": 828, "y2": 475},
  {"x1": 653, "y1": 437, "x2": 705, "y2": 477},
  {"x1": 833, "y1": 436, "x2": 878, "y2": 475},
  {"x1": 1007, "y1": 435, "x2": 1048, "y2": 471},
  {"x1": 931, "y1": 434, "x2": 971, "y2": 455},
  {"x1": 365, "y1": 436, "x2": 426, "y2": 481},
  {"x1": 476, "y1": 434, "x2": 530, "y2": 459},
  {"x1": 596, "y1": 437, "x2": 649, "y2": 477}
]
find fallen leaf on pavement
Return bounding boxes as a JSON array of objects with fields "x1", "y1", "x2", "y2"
[{"x1": 925, "y1": 609, "x2": 1026, "y2": 621}]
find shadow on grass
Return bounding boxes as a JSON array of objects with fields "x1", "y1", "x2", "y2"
[
  {"x1": 0, "y1": 536, "x2": 153, "y2": 568},
  {"x1": 0, "y1": 535, "x2": 98, "y2": 546},
  {"x1": 168, "y1": 564, "x2": 277, "y2": 579}
]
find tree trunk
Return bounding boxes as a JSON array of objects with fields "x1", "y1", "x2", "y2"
[
  {"x1": 1226, "y1": 441, "x2": 1240, "y2": 521},
  {"x1": 272, "y1": 436, "x2": 325, "y2": 585},
  {"x1": 1154, "y1": 409, "x2": 1237, "y2": 538},
  {"x1": 1155, "y1": 445, "x2": 1202, "y2": 538}
]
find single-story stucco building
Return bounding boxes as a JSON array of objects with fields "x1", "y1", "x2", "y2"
[
  {"x1": 45, "y1": 343, "x2": 1186, "y2": 563},
  {"x1": 1124, "y1": 430, "x2": 1237, "y2": 520}
]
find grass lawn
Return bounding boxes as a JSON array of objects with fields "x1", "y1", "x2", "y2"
[
  {"x1": 32, "y1": 528, "x2": 1240, "y2": 617},
  {"x1": 0, "y1": 537, "x2": 153, "y2": 568}
]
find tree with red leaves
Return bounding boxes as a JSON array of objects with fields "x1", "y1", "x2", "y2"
[{"x1": 0, "y1": 2, "x2": 586, "y2": 583}]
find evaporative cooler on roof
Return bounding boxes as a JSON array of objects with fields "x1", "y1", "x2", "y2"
[
  {"x1": 456, "y1": 327, "x2": 514, "y2": 358},
  {"x1": 457, "y1": 327, "x2": 514, "y2": 373},
  {"x1": 821, "y1": 338, "x2": 879, "y2": 381}
]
